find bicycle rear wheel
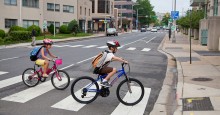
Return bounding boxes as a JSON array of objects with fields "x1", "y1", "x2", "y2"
[
  {"x1": 71, "y1": 76, "x2": 99, "y2": 104},
  {"x1": 51, "y1": 70, "x2": 70, "y2": 90},
  {"x1": 22, "y1": 68, "x2": 39, "y2": 87},
  {"x1": 116, "y1": 78, "x2": 144, "y2": 106}
]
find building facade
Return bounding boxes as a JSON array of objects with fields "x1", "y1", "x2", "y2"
[{"x1": 91, "y1": 0, "x2": 115, "y2": 32}]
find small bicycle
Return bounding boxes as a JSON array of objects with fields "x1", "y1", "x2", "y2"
[
  {"x1": 71, "y1": 63, "x2": 144, "y2": 106},
  {"x1": 22, "y1": 58, "x2": 70, "y2": 90}
]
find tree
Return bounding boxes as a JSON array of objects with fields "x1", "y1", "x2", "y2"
[
  {"x1": 161, "y1": 13, "x2": 171, "y2": 26},
  {"x1": 48, "y1": 24, "x2": 55, "y2": 34},
  {"x1": 134, "y1": 0, "x2": 156, "y2": 26},
  {"x1": 68, "y1": 20, "x2": 79, "y2": 35}
]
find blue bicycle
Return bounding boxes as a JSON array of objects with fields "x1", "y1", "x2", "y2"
[{"x1": 71, "y1": 63, "x2": 144, "y2": 106}]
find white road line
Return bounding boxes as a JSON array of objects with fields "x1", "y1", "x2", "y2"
[
  {"x1": 97, "y1": 46, "x2": 108, "y2": 49},
  {"x1": 69, "y1": 45, "x2": 84, "y2": 48},
  {"x1": 0, "y1": 57, "x2": 19, "y2": 62},
  {"x1": 83, "y1": 45, "x2": 97, "y2": 48},
  {"x1": 53, "y1": 45, "x2": 65, "y2": 48},
  {"x1": 141, "y1": 48, "x2": 151, "y2": 52},
  {"x1": 76, "y1": 56, "x2": 96, "y2": 64},
  {"x1": 0, "y1": 71, "x2": 8, "y2": 76},
  {"x1": 126, "y1": 47, "x2": 136, "y2": 51},
  {"x1": 1, "y1": 78, "x2": 73, "y2": 103},
  {"x1": 51, "y1": 84, "x2": 97, "y2": 111},
  {"x1": 0, "y1": 75, "x2": 22, "y2": 89},
  {"x1": 111, "y1": 87, "x2": 151, "y2": 115}
]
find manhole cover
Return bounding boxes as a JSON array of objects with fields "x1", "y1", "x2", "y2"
[
  {"x1": 183, "y1": 97, "x2": 214, "y2": 111},
  {"x1": 192, "y1": 77, "x2": 213, "y2": 81}
]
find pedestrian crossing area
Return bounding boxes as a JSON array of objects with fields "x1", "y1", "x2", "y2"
[
  {"x1": 0, "y1": 70, "x2": 151, "y2": 114},
  {"x1": 52, "y1": 44, "x2": 152, "y2": 52}
]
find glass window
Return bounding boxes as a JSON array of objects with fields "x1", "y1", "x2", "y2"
[
  {"x1": 63, "y1": 22, "x2": 69, "y2": 25},
  {"x1": 55, "y1": 22, "x2": 60, "y2": 28},
  {"x1": 214, "y1": 0, "x2": 218, "y2": 16},
  {"x1": 23, "y1": 20, "x2": 39, "y2": 28},
  {"x1": 85, "y1": 8, "x2": 86, "y2": 15},
  {"x1": 4, "y1": 0, "x2": 17, "y2": 5},
  {"x1": 92, "y1": 0, "x2": 95, "y2": 13},
  {"x1": 47, "y1": 3, "x2": 60, "y2": 11},
  {"x1": 98, "y1": 0, "x2": 109, "y2": 13},
  {"x1": 63, "y1": 5, "x2": 74, "y2": 13},
  {"x1": 22, "y1": 0, "x2": 39, "y2": 8},
  {"x1": 5, "y1": 19, "x2": 17, "y2": 28}
]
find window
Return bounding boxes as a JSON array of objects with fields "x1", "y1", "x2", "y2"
[
  {"x1": 55, "y1": 22, "x2": 60, "y2": 28},
  {"x1": 92, "y1": 0, "x2": 95, "y2": 13},
  {"x1": 47, "y1": 3, "x2": 60, "y2": 11},
  {"x1": 23, "y1": 20, "x2": 39, "y2": 28},
  {"x1": 22, "y1": 0, "x2": 39, "y2": 8},
  {"x1": 213, "y1": 0, "x2": 218, "y2": 16},
  {"x1": 63, "y1": 5, "x2": 74, "y2": 13},
  {"x1": 89, "y1": 9, "x2": 91, "y2": 16},
  {"x1": 4, "y1": 0, "x2": 17, "y2": 5},
  {"x1": 85, "y1": 8, "x2": 86, "y2": 15},
  {"x1": 5, "y1": 19, "x2": 17, "y2": 28},
  {"x1": 80, "y1": 6, "x2": 82, "y2": 15},
  {"x1": 47, "y1": 21, "x2": 60, "y2": 28},
  {"x1": 63, "y1": 22, "x2": 69, "y2": 25}
]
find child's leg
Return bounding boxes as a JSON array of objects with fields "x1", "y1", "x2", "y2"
[
  {"x1": 43, "y1": 60, "x2": 49, "y2": 75},
  {"x1": 100, "y1": 67, "x2": 116, "y2": 81}
]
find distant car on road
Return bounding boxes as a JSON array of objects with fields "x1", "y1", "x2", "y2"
[
  {"x1": 147, "y1": 27, "x2": 151, "y2": 31},
  {"x1": 151, "y1": 27, "x2": 157, "y2": 32},
  {"x1": 106, "y1": 28, "x2": 118, "y2": 36},
  {"x1": 141, "y1": 28, "x2": 146, "y2": 32}
]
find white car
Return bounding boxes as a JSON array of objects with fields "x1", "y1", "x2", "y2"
[
  {"x1": 106, "y1": 28, "x2": 118, "y2": 36},
  {"x1": 147, "y1": 28, "x2": 151, "y2": 31},
  {"x1": 151, "y1": 27, "x2": 157, "y2": 32}
]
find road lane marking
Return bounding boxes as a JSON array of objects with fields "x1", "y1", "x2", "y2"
[
  {"x1": 111, "y1": 87, "x2": 151, "y2": 115},
  {"x1": 51, "y1": 84, "x2": 97, "y2": 111},
  {"x1": 83, "y1": 45, "x2": 97, "y2": 48},
  {"x1": 97, "y1": 46, "x2": 108, "y2": 49},
  {"x1": 141, "y1": 48, "x2": 151, "y2": 52},
  {"x1": 0, "y1": 75, "x2": 22, "y2": 89},
  {"x1": 126, "y1": 47, "x2": 136, "y2": 51},
  {"x1": 53, "y1": 45, "x2": 66, "y2": 47},
  {"x1": 0, "y1": 57, "x2": 19, "y2": 62},
  {"x1": 1, "y1": 78, "x2": 73, "y2": 103},
  {"x1": 0, "y1": 71, "x2": 8, "y2": 76},
  {"x1": 69, "y1": 45, "x2": 84, "y2": 48}
]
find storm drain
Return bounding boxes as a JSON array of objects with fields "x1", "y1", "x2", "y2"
[
  {"x1": 192, "y1": 77, "x2": 213, "y2": 81},
  {"x1": 182, "y1": 97, "x2": 214, "y2": 111}
]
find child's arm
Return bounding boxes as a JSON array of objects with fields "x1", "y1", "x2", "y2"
[
  {"x1": 112, "y1": 56, "x2": 128, "y2": 63},
  {"x1": 41, "y1": 48, "x2": 51, "y2": 60},
  {"x1": 47, "y1": 49, "x2": 57, "y2": 58}
]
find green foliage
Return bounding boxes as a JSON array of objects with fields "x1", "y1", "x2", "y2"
[
  {"x1": 161, "y1": 14, "x2": 171, "y2": 26},
  {"x1": 59, "y1": 25, "x2": 70, "y2": 34},
  {"x1": 48, "y1": 24, "x2": 55, "y2": 34},
  {"x1": 9, "y1": 26, "x2": 26, "y2": 33},
  {"x1": 134, "y1": 0, "x2": 156, "y2": 25},
  {"x1": 0, "y1": 29, "x2": 5, "y2": 38},
  {"x1": 68, "y1": 20, "x2": 79, "y2": 35},
  {"x1": 9, "y1": 31, "x2": 31, "y2": 41},
  {"x1": 27, "y1": 25, "x2": 42, "y2": 36}
]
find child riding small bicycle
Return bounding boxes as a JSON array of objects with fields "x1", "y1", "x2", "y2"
[
  {"x1": 96, "y1": 40, "x2": 128, "y2": 87},
  {"x1": 35, "y1": 39, "x2": 57, "y2": 78}
]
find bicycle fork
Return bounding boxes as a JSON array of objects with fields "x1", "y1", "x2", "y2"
[{"x1": 125, "y1": 74, "x2": 132, "y2": 93}]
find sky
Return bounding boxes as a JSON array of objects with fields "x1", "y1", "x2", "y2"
[{"x1": 149, "y1": 0, "x2": 190, "y2": 15}]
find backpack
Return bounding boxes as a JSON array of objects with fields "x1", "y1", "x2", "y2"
[
  {"x1": 92, "y1": 50, "x2": 110, "y2": 74},
  {"x1": 30, "y1": 46, "x2": 43, "y2": 61}
]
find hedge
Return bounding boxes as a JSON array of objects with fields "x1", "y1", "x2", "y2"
[
  {"x1": 27, "y1": 25, "x2": 42, "y2": 36},
  {"x1": 0, "y1": 29, "x2": 5, "y2": 38},
  {"x1": 8, "y1": 26, "x2": 26, "y2": 33},
  {"x1": 59, "y1": 25, "x2": 70, "y2": 34},
  {"x1": 9, "y1": 31, "x2": 31, "y2": 41}
]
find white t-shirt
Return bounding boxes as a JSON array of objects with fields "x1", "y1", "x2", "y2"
[{"x1": 102, "y1": 51, "x2": 114, "y2": 67}]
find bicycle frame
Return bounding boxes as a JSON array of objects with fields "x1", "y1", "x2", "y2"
[{"x1": 85, "y1": 63, "x2": 130, "y2": 93}]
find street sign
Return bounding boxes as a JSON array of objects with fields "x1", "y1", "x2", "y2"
[
  {"x1": 104, "y1": 20, "x2": 107, "y2": 24},
  {"x1": 43, "y1": 20, "x2": 47, "y2": 29},
  {"x1": 171, "y1": 25, "x2": 176, "y2": 31},
  {"x1": 171, "y1": 11, "x2": 179, "y2": 20}
]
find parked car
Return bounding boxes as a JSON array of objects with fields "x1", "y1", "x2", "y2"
[
  {"x1": 141, "y1": 28, "x2": 146, "y2": 32},
  {"x1": 106, "y1": 28, "x2": 118, "y2": 36},
  {"x1": 147, "y1": 27, "x2": 151, "y2": 31},
  {"x1": 151, "y1": 27, "x2": 157, "y2": 32}
]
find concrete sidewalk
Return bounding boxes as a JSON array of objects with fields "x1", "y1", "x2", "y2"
[{"x1": 162, "y1": 33, "x2": 220, "y2": 115}]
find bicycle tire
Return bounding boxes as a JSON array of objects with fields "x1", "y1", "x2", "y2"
[
  {"x1": 22, "y1": 68, "x2": 39, "y2": 87},
  {"x1": 116, "y1": 78, "x2": 144, "y2": 106},
  {"x1": 71, "y1": 76, "x2": 99, "y2": 104},
  {"x1": 51, "y1": 70, "x2": 70, "y2": 90}
]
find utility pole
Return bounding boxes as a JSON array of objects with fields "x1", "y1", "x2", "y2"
[
  {"x1": 136, "y1": 9, "x2": 138, "y2": 30},
  {"x1": 172, "y1": 0, "x2": 176, "y2": 43},
  {"x1": 54, "y1": 0, "x2": 55, "y2": 37},
  {"x1": 189, "y1": 9, "x2": 192, "y2": 64},
  {"x1": 105, "y1": 0, "x2": 107, "y2": 33},
  {"x1": 120, "y1": 5, "x2": 122, "y2": 30}
]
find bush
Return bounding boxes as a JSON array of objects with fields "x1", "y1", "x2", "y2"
[
  {"x1": 8, "y1": 26, "x2": 26, "y2": 33},
  {"x1": 48, "y1": 24, "x2": 55, "y2": 34},
  {"x1": 0, "y1": 29, "x2": 5, "y2": 38},
  {"x1": 27, "y1": 25, "x2": 41, "y2": 36},
  {"x1": 68, "y1": 20, "x2": 79, "y2": 35},
  {"x1": 59, "y1": 25, "x2": 70, "y2": 34},
  {"x1": 9, "y1": 31, "x2": 31, "y2": 41}
]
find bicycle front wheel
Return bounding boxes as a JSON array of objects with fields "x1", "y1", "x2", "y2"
[
  {"x1": 51, "y1": 70, "x2": 70, "y2": 90},
  {"x1": 71, "y1": 76, "x2": 99, "y2": 104},
  {"x1": 116, "y1": 78, "x2": 144, "y2": 106},
  {"x1": 22, "y1": 68, "x2": 39, "y2": 87}
]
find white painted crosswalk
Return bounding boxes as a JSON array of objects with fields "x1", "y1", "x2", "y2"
[
  {"x1": 83, "y1": 45, "x2": 97, "y2": 48},
  {"x1": 126, "y1": 47, "x2": 136, "y2": 51}
]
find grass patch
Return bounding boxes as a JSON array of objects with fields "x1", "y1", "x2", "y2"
[{"x1": 36, "y1": 33, "x2": 92, "y2": 40}]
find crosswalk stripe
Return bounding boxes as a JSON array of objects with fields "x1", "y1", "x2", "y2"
[
  {"x1": 51, "y1": 84, "x2": 97, "y2": 111},
  {"x1": 126, "y1": 47, "x2": 136, "y2": 51},
  {"x1": 69, "y1": 45, "x2": 84, "y2": 48},
  {"x1": 1, "y1": 78, "x2": 73, "y2": 103},
  {"x1": 111, "y1": 87, "x2": 151, "y2": 115},
  {"x1": 0, "y1": 71, "x2": 8, "y2": 76},
  {"x1": 97, "y1": 46, "x2": 108, "y2": 49},
  {"x1": 83, "y1": 45, "x2": 97, "y2": 48},
  {"x1": 0, "y1": 75, "x2": 22, "y2": 89},
  {"x1": 141, "y1": 48, "x2": 151, "y2": 52},
  {"x1": 53, "y1": 45, "x2": 65, "y2": 48}
]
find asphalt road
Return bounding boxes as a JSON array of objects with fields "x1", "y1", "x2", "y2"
[{"x1": 0, "y1": 31, "x2": 167, "y2": 115}]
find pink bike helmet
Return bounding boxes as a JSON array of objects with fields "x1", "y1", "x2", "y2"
[{"x1": 43, "y1": 39, "x2": 53, "y2": 45}]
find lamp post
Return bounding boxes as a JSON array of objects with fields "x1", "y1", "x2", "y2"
[
  {"x1": 105, "y1": 0, "x2": 107, "y2": 33},
  {"x1": 189, "y1": 9, "x2": 192, "y2": 64},
  {"x1": 120, "y1": 5, "x2": 122, "y2": 30},
  {"x1": 172, "y1": 0, "x2": 176, "y2": 43},
  {"x1": 204, "y1": 0, "x2": 207, "y2": 19},
  {"x1": 54, "y1": 0, "x2": 55, "y2": 37},
  {"x1": 136, "y1": 9, "x2": 138, "y2": 30}
]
